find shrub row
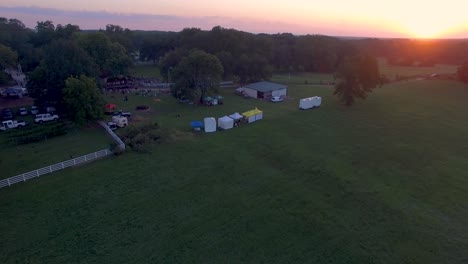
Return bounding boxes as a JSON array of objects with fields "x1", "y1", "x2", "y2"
[{"x1": 4, "y1": 122, "x2": 67, "y2": 145}]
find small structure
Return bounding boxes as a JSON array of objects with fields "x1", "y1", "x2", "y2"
[
  {"x1": 203, "y1": 117, "x2": 217, "y2": 132},
  {"x1": 190, "y1": 121, "x2": 203, "y2": 131},
  {"x1": 218, "y1": 116, "x2": 234, "y2": 130},
  {"x1": 242, "y1": 108, "x2": 263, "y2": 123},
  {"x1": 229, "y1": 112, "x2": 243, "y2": 127},
  {"x1": 238, "y1": 81, "x2": 287, "y2": 99},
  {"x1": 299, "y1": 96, "x2": 322, "y2": 110},
  {"x1": 105, "y1": 103, "x2": 117, "y2": 115}
]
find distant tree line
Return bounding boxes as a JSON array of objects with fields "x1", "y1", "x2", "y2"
[{"x1": 7, "y1": 17, "x2": 468, "y2": 111}]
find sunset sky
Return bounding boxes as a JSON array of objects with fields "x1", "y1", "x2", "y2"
[{"x1": 1, "y1": 0, "x2": 468, "y2": 38}]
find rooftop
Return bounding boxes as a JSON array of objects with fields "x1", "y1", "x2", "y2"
[{"x1": 244, "y1": 81, "x2": 287, "y2": 92}]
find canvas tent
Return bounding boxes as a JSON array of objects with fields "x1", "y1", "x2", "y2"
[
  {"x1": 229, "y1": 112, "x2": 243, "y2": 121},
  {"x1": 190, "y1": 121, "x2": 203, "y2": 131},
  {"x1": 242, "y1": 108, "x2": 263, "y2": 123},
  {"x1": 204, "y1": 117, "x2": 217, "y2": 132},
  {"x1": 218, "y1": 116, "x2": 234, "y2": 130}
]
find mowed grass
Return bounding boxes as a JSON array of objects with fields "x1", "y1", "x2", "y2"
[
  {"x1": 378, "y1": 58, "x2": 458, "y2": 78},
  {"x1": 0, "y1": 125, "x2": 113, "y2": 179},
  {"x1": 129, "y1": 64, "x2": 161, "y2": 78},
  {"x1": 1, "y1": 78, "x2": 468, "y2": 263}
]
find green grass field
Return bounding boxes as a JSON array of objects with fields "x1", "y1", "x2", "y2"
[
  {"x1": 378, "y1": 58, "x2": 458, "y2": 79},
  {"x1": 1, "y1": 77, "x2": 467, "y2": 263},
  {"x1": 0, "y1": 124, "x2": 113, "y2": 179},
  {"x1": 129, "y1": 64, "x2": 161, "y2": 78}
]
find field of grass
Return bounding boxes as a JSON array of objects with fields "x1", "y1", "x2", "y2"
[
  {"x1": 1, "y1": 77, "x2": 468, "y2": 263},
  {"x1": 378, "y1": 58, "x2": 458, "y2": 79},
  {"x1": 129, "y1": 64, "x2": 161, "y2": 78},
  {"x1": 0, "y1": 124, "x2": 113, "y2": 179}
]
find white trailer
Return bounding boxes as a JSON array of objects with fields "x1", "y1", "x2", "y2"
[{"x1": 299, "y1": 96, "x2": 322, "y2": 110}]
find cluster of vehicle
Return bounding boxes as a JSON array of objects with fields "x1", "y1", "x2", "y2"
[
  {"x1": 0, "y1": 106, "x2": 59, "y2": 131},
  {"x1": 107, "y1": 110, "x2": 131, "y2": 130}
]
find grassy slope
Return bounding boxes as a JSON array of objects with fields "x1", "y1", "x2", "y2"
[
  {"x1": 0, "y1": 125, "x2": 113, "y2": 179},
  {"x1": 1, "y1": 79, "x2": 468, "y2": 263},
  {"x1": 129, "y1": 64, "x2": 161, "y2": 78}
]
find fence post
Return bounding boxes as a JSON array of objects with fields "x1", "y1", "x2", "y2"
[
  {"x1": 94, "y1": 152, "x2": 98, "y2": 158},
  {"x1": 61, "y1": 162, "x2": 64, "y2": 169},
  {"x1": 84, "y1": 155, "x2": 87, "y2": 162},
  {"x1": 49, "y1": 165, "x2": 53, "y2": 172},
  {"x1": 7, "y1": 178, "x2": 10, "y2": 187},
  {"x1": 36, "y1": 170, "x2": 39, "y2": 177},
  {"x1": 73, "y1": 159, "x2": 76, "y2": 166},
  {"x1": 22, "y1": 174, "x2": 26, "y2": 182}
]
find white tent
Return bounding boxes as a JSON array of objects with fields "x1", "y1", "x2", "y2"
[
  {"x1": 218, "y1": 116, "x2": 234, "y2": 130},
  {"x1": 229, "y1": 112, "x2": 243, "y2": 121},
  {"x1": 204, "y1": 117, "x2": 217, "y2": 132}
]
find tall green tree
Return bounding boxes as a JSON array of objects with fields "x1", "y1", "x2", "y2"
[
  {"x1": 0, "y1": 44, "x2": 17, "y2": 69},
  {"x1": 334, "y1": 55, "x2": 381, "y2": 106},
  {"x1": 63, "y1": 75, "x2": 104, "y2": 125},
  {"x1": 172, "y1": 50, "x2": 223, "y2": 100},
  {"x1": 27, "y1": 39, "x2": 98, "y2": 108},
  {"x1": 77, "y1": 32, "x2": 132, "y2": 77}
]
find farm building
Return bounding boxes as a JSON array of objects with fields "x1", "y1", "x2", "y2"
[{"x1": 237, "y1": 81, "x2": 287, "y2": 99}]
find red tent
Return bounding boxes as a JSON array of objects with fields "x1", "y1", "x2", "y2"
[
  {"x1": 105, "y1": 103, "x2": 117, "y2": 114},
  {"x1": 105, "y1": 103, "x2": 117, "y2": 110}
]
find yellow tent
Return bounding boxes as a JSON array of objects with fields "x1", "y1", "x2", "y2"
[{"x1": 242, "y1": 108, "x2": 263, "y2": 123}]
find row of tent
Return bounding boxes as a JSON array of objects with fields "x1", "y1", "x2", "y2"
[{"x1": 191, "y1": 108, "x2": 263, "y2": 132}]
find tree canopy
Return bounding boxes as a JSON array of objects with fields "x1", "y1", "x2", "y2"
[
  {"x1": 172, "y1": 50, "x2": 224, "y2": 100},
  {"x1": 63, "y1": 75, "x2": 104, "y2": 125},
  {"x1": 334, "y1": 55, "x2": 381, "y2": 106}
]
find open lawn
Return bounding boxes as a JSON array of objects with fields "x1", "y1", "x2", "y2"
[
  {"x1": 1, "y1": 78, "x2": 467, "y2": 263},
  {"x1": 129, "y1": 64, "x2": 161, "y2": 78},
  {"x1": 0, "y1": 124, "x2": 113, "y2": 179},
  {"x1": 378, "y1": 58, "x2": 458, "y2": 79}
]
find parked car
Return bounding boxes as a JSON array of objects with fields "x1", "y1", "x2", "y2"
[
  {"x1": 18, "y1": 108, "x2": 28, "y2": 116},
  {"x1": 0, "y1": 120, "x2": 27, "y2": 131},
  {"x1": 1, "y1": 108, "x2": 14, "y2": 120},
  {"x1": 107, "y1": 121, "x2": 118, "y2": 131},
  {"x1": 46, "y1": 106, "x2": 56, "y2": 114},
  {"x1": 34, "y1": 113, "x2": 59, "y2": 123},
  {"x1": 112, "y1": 110, "x2": 132, "y2": 118},
  {"x1": 271, "y1": 96, "x2": 284, "y2": 103},
  {"x1": 30, "y1": 106, "x2": 39, "y2": 115},
  {"x1": 111, "y1": 115, "x2": 128, "y2": 127}
]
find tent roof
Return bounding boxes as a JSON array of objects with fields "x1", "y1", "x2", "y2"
[
  {"x1": 243, "y1": 81, "x2": 287, "y2": 92},
  {"x1": 229, "y1": 112, "x2": 243, "y2": 120},
  {"x1": 190, "y1": 121, "x2": 203, "y2": 128},
  {"x1": 218, "y1": 116, "x2": 233, "y2": 123},
  {"x1": 105, "y1": 103, "x2": 117, "y2": 109},
  {"x1": 242, "y1": 108, "x2": 263, "y2": 117}
]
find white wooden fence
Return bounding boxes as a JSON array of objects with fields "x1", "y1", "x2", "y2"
[{"x1": 0, "y1": 122, "x2": 125, "y2": 189}]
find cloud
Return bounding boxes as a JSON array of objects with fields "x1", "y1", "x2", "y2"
[{"x1": 0, "y1": 6, "x2": 405, "y2": 37}]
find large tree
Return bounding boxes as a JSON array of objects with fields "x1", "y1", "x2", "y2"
[
  {"x1": 172, "y1": 50, "x2": 223, "y2": 100},
  {"x1": 77, "y1": 32, "x2": 132, "y2": 77},
  {"x1": 0, "y1": 44, "x2": 17, "y2": 69},
  {"x1": 63, "y1": 75, "x2": 104, "y2": 125},
  {"x1": 334, "y1": 55, "x2": 381, "y2": 106},
  {"x1": 27, "y1": 39, "x2": 98, "y2": 108}
]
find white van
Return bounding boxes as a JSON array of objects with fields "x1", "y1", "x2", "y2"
[{"x1": 111, "y1": 116, "x2": 128, "y2": 127}]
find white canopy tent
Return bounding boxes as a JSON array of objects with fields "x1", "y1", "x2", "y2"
[
  {"x1": 204, "y1": 117, "x2": 217, "y2": 132},
  {"x1": 229, "y1": 112, "x2": 243, "y2": 121},
  {"x1": 218, "y1": 116, "x2": 234, "y2": 130}
]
